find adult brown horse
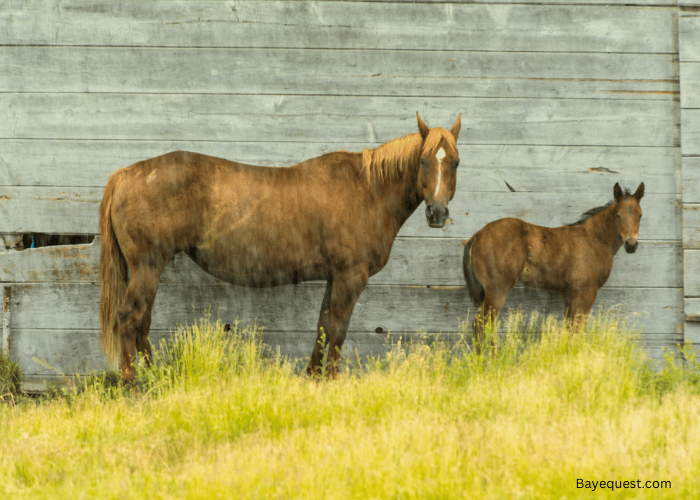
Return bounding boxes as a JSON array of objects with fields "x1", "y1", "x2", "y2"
[
  {"x1": 463, "y1": 182, "x2": 644, "y2": 352},
  {"x1": 100, "y1": 113, "x2": 462, "y2": 381}
]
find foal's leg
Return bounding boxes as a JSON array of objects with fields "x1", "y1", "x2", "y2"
[
  {"x1": 473, "y1": 291, "x2": 509, "y2": 355},
  {"x1": 565, "y1": 285, "x2": 598, "y2": 331},
  {"x1": 307, "y1": 264, "x2": 369, "y2": 378},
  {"x1": 117, "y1": 262, "x2": 167, "y2": 382}
]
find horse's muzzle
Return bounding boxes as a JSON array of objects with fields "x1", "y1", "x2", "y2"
[
  {"x1": 624, "y1": 240, "x2": 638, "y2": 253},
  {"x1": 426, "y1": 204, "x2": 449, "y2": 228}
]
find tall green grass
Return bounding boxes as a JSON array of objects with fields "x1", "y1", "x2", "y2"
[
  {"x1": 0, "y1": 349, "x2": 21, "y2": 403},
  {"x1": 1, "y1": 310, "x2": 699, "y2": 499}
]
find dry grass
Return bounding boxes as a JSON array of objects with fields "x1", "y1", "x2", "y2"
[{"x1": 1, "y1": 311, "x2": 699, "y2": 499}]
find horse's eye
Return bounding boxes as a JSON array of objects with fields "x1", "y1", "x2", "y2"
[
  {"x1": 421, "y1": 158, "x2": 429, "y2": 169},
  {"x1": 453, "y1": 159, "x2": 460, "y2": 169},
  {"x1": 616, "y1": 213, "x2": 622, "y2": 220},
  {"x1": 639, "y1": 213, "x2": 643, "y2": 219}
]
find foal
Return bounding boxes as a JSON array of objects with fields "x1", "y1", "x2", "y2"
[{"x1": 463, "y1": 182, "x2": 644, "y2": 352}]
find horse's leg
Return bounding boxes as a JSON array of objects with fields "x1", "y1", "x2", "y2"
[
  {"x1": 566, "y1": 285, "x2": 598, "y2": 332},
  {"x1": 135, "y1": 296, "x2": 155, "y2": 365},
  {"x1": 307, "y1": 279, "x2": 333, "y2": 376},
  {"x1": 473, "y1": 291, "x2": 508, "y2": 355},
  {"x1": 117, "y1": 262, "x2": 166, "y2": 382},
  {"x1": 307, "y1": 264, "x2": 369, "y2": 378}
]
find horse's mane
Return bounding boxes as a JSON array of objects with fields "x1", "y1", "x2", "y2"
[
  {"x1": 566, "y1": 187, "x2": 632, "y2": 226},
  {"x1": 360, "y1": 128, "x2": 454, "y2": 183}
]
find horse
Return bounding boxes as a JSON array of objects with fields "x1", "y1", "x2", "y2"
[
  {"x1": 100, "y1": 112, "x2": 462, "y2": 381},
  {"x1": 463, "y1": 182, "x2": 644, "y2": 352}
]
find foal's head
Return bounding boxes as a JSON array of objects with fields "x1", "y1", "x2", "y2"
[
  {"x1": 613, "y1": 182, "x2": 644, "y2": 253},
  {"x1": 416, "y1": 113, "x2": 461, "y2": 228}
]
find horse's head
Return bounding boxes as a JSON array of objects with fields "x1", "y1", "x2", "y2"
[
  {"x1": 613, "y1": 182, "x2": 644, "y2": 253},
  {"x1": 416, "y1": 112, "x2": 461, "y2": 228}
]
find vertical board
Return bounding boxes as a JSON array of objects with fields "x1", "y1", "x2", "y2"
[{"x1": 681, "y1": 4, "x2": 700, "y2": 341}]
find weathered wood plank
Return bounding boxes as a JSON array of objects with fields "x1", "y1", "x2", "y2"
[
  {"x1": 9, "y1": 327, "x2": 442, "y2": 376},
  {"x1": 0, "y1": 140, "x2": 678, "y2": 192},
  {"x1": 0, "y1": 186, "x2": 101, "y2": 234},
  {"x1": 680, "y1": 8, "x2": 700, "y2": 62},
  {"x1": 683, "y1": 203, "x2": 700, "y2": 248},
  {"x1": 1, "y1": 46, "x2": 678, "y2": 100},
  {"x1": 682, "y1": 157, "x2": 700, "y2": 203},
  {"x1": 683, "y1": 250, "x2": 700, "y2": 296},
  {"x1": 681, "y1": 109, "x2": 700, "y2": 156},
  {"x1": 0, "y1": 1, "x2": 677, "y2": 53},
  {"x1": 2, "y1": 94, "x2": 678, "y2": 147},
  {"x1": 680, "y1": 63, "x2": 700, "y2": 108},
  {"x1": 683, "y1": 322, "x2": 700, "y2": 344},
  {"x1": 0, "y1": 187, "x2": 680, "y2": 241},
  {"x1": 684, "y1": 297, "x2": 700, "y2": 322},
  {"x1": 7, "y1": 282, "x2": 683, "y2": 335},
  {"x1": 0, "y1": 239, "x2": 682, "y2": 289},
  {"x1": 10, "y1": 326, "x2": 681, "y2": 378}
]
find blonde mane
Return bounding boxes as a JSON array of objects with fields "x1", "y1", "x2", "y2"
[{"x1": 361, "y1": 128, "x2": 456, "y2": 183}]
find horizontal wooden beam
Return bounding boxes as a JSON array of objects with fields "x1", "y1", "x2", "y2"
[
  {"x1": 0, "y1": 187, "x2": 680, "y2": 240},
  {"x1": 10, "y1": 326, "x2": 681, "y2": 379},
  {"x1": 0, "y1": 47, "x2": 678, "y2": 100},
  {"x1": 2, "y1": 94, "x2": 679, "y2": 147},
  {"x1": 0, "y1": 141, "x2": 678, "y2": 193},
  {"x1": 2, "y1": 1, "x2": 677, "y2": 53},
  {"x1": 5, "y1": 282, "x2": 683, "y2": 336},
  {"x1": 0, "y1": 239, "x2": 682, "y2": 288}
]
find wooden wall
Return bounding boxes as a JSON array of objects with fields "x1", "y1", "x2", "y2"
[
  {"x1": 0, "y1": 0, "x2": 689, "y2": 388},
  {"x1": 681, "y1": 1, "x2": 700, "y2": 341}
]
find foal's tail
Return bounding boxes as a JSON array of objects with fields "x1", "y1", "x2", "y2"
[
  {"x1": 99, "y1": 172, "x2": 127, "y2": 371},
  {"x1": 463, "y1": 238, "x2": 485, "y2": 307}
]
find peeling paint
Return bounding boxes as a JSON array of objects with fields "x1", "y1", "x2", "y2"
[{"x1": 588, "y1": 167, "x2": 618, "y2": 174}]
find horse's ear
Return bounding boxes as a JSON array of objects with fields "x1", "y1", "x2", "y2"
[
  {"x1": 417, "y1": 112, "x2": 430, "y2": 140},
  {"x1": 451, "y1": 113, "x2": 462, "y2": 141},
  {"x1": 634, "y1": 182, "x2": 645, "y2": 200},
  {"x1": 613, "y1": 182, "x2": 623, "y2": 200}
]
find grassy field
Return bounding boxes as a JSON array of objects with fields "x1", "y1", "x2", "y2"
[{"x1": 1, "y1": 311, "x2": 699, "y2": 499}]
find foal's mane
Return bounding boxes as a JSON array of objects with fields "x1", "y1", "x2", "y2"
[
  {"x1": 566, "y1": 187, "x2": 633, "y2": 226},
  {"x1": 360, "y1": 128, "x2": 454, "y2": 183}
]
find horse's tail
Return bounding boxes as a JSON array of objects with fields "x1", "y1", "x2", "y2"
[
  {"x1": 463, "y1": 238, "x2": 485, "y2": 307},
  {"x1": 99, "y1": 172, "x2": 127, "y2": 371}
]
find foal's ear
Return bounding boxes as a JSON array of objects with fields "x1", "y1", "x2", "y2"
[
  {"x1": 634, "y1": 182, "x2": 645, "y2": 200},
  {"x1": 613, "y1": 182, "x2": 623, "y2": 200},
  {"x1": 451, "y1": 113, "x2": 462, "y2": 141},
  {"x1": 417, "y1": 112, "x2": 430, "y2": 140}
]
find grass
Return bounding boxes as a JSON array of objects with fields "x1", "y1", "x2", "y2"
[
  {"x1": 1, "y1": 310, "x2": 700, "y2": 498},
  {"x1": 0, "y1": 349, "x2": 21, "y2": 403}
]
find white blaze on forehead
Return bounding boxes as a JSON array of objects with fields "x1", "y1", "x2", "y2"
[
  {"x1": 436, "y1": 148, "x2": 446, "y2": 163},
  {"x1": 434, "y1": 148, "x2": 446, "y2": 197}
]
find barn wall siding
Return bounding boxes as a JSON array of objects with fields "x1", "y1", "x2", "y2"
[
  {"x1": 0, "y1": 0, "x2": 686, "y2": 388},
  {"x1": 681, "y1": 3, "x2": 700, "y2": 343}
]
